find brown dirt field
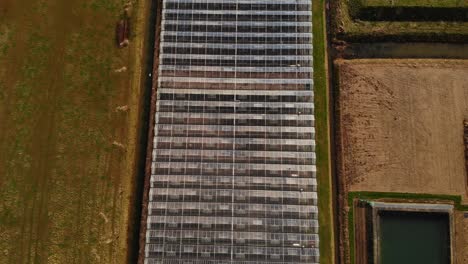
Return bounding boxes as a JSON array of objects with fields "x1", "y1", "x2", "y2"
[
  {"x1": 353, "y1": 201, "x2": 369, "y2": 264},
  {"x1": 454, "y1": 211, "x2": 468, "y2": 264},
  {"x1": 335, "y1": 59, "x2": 468, "y2": 264},
  {"x1": 336, "y1": 59, "x2": 468, "y2": 202}
]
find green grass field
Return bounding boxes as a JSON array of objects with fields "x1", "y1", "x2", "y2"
[
  {"x1": 0, "y1": 0, "x2": 150, "y2": 263},
  {"x1": 312, "y1": 0, "x2": 336, "y2": 263}
]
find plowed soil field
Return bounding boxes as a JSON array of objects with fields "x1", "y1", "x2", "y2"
[
  {"x1": 336, "y1": 59, "x2": 468, "y2": 201},
  {"x1": 336, "y1": 59, "x2": 468, "y2": 264}
]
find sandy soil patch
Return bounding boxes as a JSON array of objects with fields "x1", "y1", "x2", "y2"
[
  {"x1": 336, "y1": 59, "x2": 468, "y2": 201},
  {"x1": 454, "y1": 211, "x2": 468, "y2": 264}
]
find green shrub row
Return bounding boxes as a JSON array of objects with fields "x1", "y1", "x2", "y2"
[{"x1": 334, "y1": 0, "x2": 468, "y2": 42}]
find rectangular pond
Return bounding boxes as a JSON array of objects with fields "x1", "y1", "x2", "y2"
[{"x1": 378, "y1": 211, "x2": 450, "y2": 264}]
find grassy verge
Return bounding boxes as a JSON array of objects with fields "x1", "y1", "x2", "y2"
[
  {"x1": 334, "y1": 0, "x2": 468, "y2": 42},
  {"x1": 312, "y1": 0, "x2": 335, "y2": 263},
  {"x1": 123, "y1": 0, "x2": 153, "y2": 262},
  {"x1": 346, "y1": 191, "x2": 468, "y2": 264},
  {"x1": 360, "y1": 0, "x2": 468, "y2": 8}
]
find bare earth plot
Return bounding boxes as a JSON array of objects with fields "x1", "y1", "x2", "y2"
[
  {"x1": 336, "y1": 59, "x2": 468, "y2": 200},
  {"x1": 454, "y1": 210, "x2": 468, "y2": 264},
  {"x1": 0, "y1": 0, "x2": 149, "y2": 263},
  {"x1": 335, "y1": 59, "x2": 468, "y2": 263}
]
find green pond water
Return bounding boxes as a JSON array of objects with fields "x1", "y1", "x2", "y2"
[{"x1": 379, "y1": 211, "x2": 450, "y2": 264}]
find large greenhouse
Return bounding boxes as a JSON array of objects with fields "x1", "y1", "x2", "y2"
[{"x1": 144, "y1": 0, "x2": 318, "y2": 263}]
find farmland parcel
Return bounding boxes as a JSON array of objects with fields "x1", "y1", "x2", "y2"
[
  {"x1": 0, "y1": 0, "x2": 151, "y2": 263},
  {"x1": 335, "y1": 59, "x2": 468, "y2": 264}
]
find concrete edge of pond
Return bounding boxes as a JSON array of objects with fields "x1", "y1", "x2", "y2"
[{"x1": 368, "y1": 201, "x2": 454, "y2": 264}]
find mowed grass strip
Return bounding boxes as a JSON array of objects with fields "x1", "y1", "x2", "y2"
[
  {"x1": 312, "y1": 0, "x2": 336, "y2": 263},
  {"x1": 359, "y1": 0, "x2": 468, "y2": 8},
  {"x1": 0, "y1": 0, "x2": 149, "y2": 263}
]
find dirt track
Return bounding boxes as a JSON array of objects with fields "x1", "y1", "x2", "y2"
[{"x1": 336, "y1": 59, "x2": 468, "y2": 202}]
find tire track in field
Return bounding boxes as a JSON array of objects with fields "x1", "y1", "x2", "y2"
[
  {"x1": 0, "y1": 1, "x2": 54, "y2": 262},
  {"x1": 0, "y1": 0, "x2": 30, "y2": 193},
  {"x1": 1, "y1": 0, "x2": 143, "y2": 263},
  {"x1": 25, "y1": 1, "x2": 78, "y2": 263},
  {"x1": 1, "y1": 1, "x2": 80, "y2": 262}
]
